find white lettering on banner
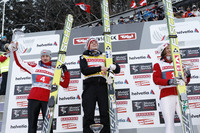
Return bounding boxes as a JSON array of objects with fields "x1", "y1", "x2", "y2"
[
  {"x1": 138, "y1": 119, "x2": 154, "y2": 125},
  {"x1": 73, "y1": 32, "x2": 137, "y2": 45},
  {"x1": 62, "y1": 123, "x2": 77, "y2": 129},
  {"x1": 175, "y1": 55, "x2": 181, "y2": 71}
]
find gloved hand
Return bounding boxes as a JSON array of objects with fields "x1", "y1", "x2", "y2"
[
  {"x1": 60, "y1": 64, "x2": 68, "y2": 73},
  {"x1": 109, "y1": 64, "x2": 116, "y2": 71},
  {"x1": 168, "y1": 79, "x2": 179, "y2": 85},
  {"x1": 184, "y1": 68, "x2": 191, "y2": 78},
  {"x1": 8, "y1": 41, "x2": 18, "y2": 51}
]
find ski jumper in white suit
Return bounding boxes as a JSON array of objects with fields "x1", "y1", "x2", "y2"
[{"x1": 153, "y1": 56, "x2": 190, "y2": 133}]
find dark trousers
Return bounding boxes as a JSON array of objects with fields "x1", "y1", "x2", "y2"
[
  {"x1": 28, "y1": 99, "x2": 53, "y2": 133},
  {"x1": 82, "y1": 82, "x2": 110, "y2": 133},
  {"x1": 0, "y1": 72, "x2": 8, "y2": 95}
]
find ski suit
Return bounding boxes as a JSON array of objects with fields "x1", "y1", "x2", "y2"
[
  {"x1": 153, "y1": 56, "x2": 190, "y2": 133},
  {"x1": 13, "y1": 50, "x2": 70, "y2": 133},
  {"x1": 80, "y1": 50, "x2": 120, "y2": 133}
]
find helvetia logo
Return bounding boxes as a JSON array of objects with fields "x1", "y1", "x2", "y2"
[
  {"x1": 10, "y1": 124, "x2": 27, "y2": 129},
  {"x1": 124, "y1": 79, "x2": 129, "y2": 84},
  {"x1": 150, "y1": 90, "x2": 155, "y2": 95},
  {"x1": 37, "y1": 42, "x2": 57, "y2": 47},
  {"x1": 76, "y1": 95, "x2": 81, "y2": 100},
  {"x1": 118, "y1": 117, "x2": 131, "y2": 123},
  {"x1": 147, "y1": 54, "x2": 151, "y2": 59}
]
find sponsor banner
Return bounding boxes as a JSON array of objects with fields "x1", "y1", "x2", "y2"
[
  {"x1": 159, "y1": 112, "x2": 180, "y2": 124},
  {"x1": 117, "y1": 107, "x2": 127, "y2": 113},
  {"x1": 118, "y1": 117, "x2": 132, "y2": 123},
  {"x1": 58, "y1": 104, "x2": 81, "y2": 116},
  {"x1": 133, "y1": 74, "x2": 151, "y2": 79},
  {"x1": 132, "y1": 99, "x2": 157, "y2": 112},
  {"x1": 188, "y1": 96, "x2": 200, "y2": 101},
  {"x1": 129, "y1": 54, "x2": 151, "y2": 61},
  {"x1": 62, "y1": 123, "x2": 77, "y2": 129},
  {"x1": 189, "y1": 102, "x2": 200, "y2": 109},
  {"x1": 115, "y1": 79, "x2": 129, "y2": 85},
  {"x1": 187, "y1": 84, "x2": 200, "y2": 95},
  {"x1": 73, "y1": 32, "x2": 137, "y2": 45},
  {"x1": 132, "y1": 90, "x2": 155, "y2": 96},
  {"x1": 137, "y1": 119, "x2": 154, "y2": 125},
  {"x1": 130, "y1": 63, "x2": 153, "y2": 74},
  {"x1": 182, "y1": 58, "x2": 199, "y2": 70},
  {"x1": 150, "y1": 21, "x2": 200, "y2": 44},
  {"x1": 68, "y1": 69, "x2": 81, "y2": 79},
  {"x1": 58, "y1": 95, "x2": 81, "y2": 101},
  {"x1": 135, "y1": 112, "x2": 155, "y2": 118},
  {"x1": 17, "y1": 34, "x2": 60, "y2": 55},
  {"x1": 15, "y1": 76, "x2": 31, "y2": 81},
  {"x1": 11, "y1": 108, "x2": 28, "y2": 119},
  {"x1": 113, "y1": 54, "x2": 128, "y2": 64},
  {"x1": 14, "y1": 84, "x2": 32, "y2": 95},
  {"x1": 115, "y1": 88, "x2": 130, "y2": 100},
  {"x1": 10, "y1": 124, "x2": 28, "y2": 129},
  {"x1": 180, "y1": 47, "x2": 200, "y2": 59},
  {"x1": 135, "y1": 80, "x2": 150, "y2": 86}
]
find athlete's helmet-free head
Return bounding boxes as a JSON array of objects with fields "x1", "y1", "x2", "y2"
[
  {"x1": 157, "y1": 43, "x2": 170, "y2": 56},
  {"x1": 85, "y1": 37, "x2": 99, "y2": 50},
  {"x1": 41, "y1": 49, "x2": 51, "y2": 58}
]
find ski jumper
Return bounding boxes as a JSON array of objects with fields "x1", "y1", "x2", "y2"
[
  {"x1": 0, "y1": 54, "x2": 9, "y2": 95},
  {"x1": 153, "y1": 57, "x2": 190, "y2": 133},
  {"x1": 80, "y1": 50, "x2": 120, "y2": 133},
  {"x1": 13, "y1": 50, "x2": 70, "y2": 133}
]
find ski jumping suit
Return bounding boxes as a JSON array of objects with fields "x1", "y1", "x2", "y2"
[
  {"x1": 153, "y1": 56, "x2": 190, "y2": 133},
  {"x1": 13, "y1": 50, "x2": 70, "y2": 133},
  {"x1": 0, "y1": 53, "x2": 9, "y2": 95},
  {"x1": 80, "y1": 50, "x2": 120, "y2": 133}
]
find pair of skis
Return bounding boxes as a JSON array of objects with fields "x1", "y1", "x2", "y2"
[
  {"x1": 42, "y1": 0, "x2": 119, "y2": 132},
  {"x1": 163, "y1": 0, "x2": 194, "y2": 133}
]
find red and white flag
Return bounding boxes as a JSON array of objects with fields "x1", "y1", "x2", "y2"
[
  {"x1": 131, "y1": 0, "x2": 137, "y2": 8},
  {"x1": 139, "y1": 0, "x2": 147, "y2": 6},
  {"x1": 75, "y1": 2, "x2": 91, "y2": 14}
]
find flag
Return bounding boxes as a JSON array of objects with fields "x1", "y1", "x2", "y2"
[
  {"x1": 139, "y1": 0, "x2": 147, "y2": 6},
  {"x1": 131, "y1": 0, "x2": 137, "y2": 8},
  {"x1": 75, "y1": 2, "x2": 91, "y2": 14}
]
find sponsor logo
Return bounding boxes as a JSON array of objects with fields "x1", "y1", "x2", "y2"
[
  {"x1": 133, "y1": 74, "x2": 151, "y2": 79},
  {"x1": 73, "y1": 33, "x2": 137, "y2": 45},
  {"x1": 159, "y1": 112, "x2": 180, "y2": 124},
  {"x1": 16, "y1": 96, "x2": 28, "y2": 100},
  {"x1": 62, "y1": 123, "x2": 77, "y2": 129},
  {"x1": 69, "y1": 80, "x2": 79, "y2": 84},
  {"x1": 37, "y1": 42, "x2": 57, "y2": 47},
  {"x1": 117, "y1": 107, "x2": 127, "y2": 113},
  {"x1": 188, "y1": 96, "x2": 200, "y2": 100},
  {"x1": 118, "y1": 117, "x2": 131, "y2": 123},
  {"x1": 180, "y1": 47, "x2": 200, "y2": 58},
  {"x1": 132, "y1": 99, "x2": 157, "y2": 112},
  {"x1": 65, "y1": 61, "x2": 77, "y2": 65},
  {"x1": 10, "y1": 124, "x2": 27, "y2": 129},
  {"x1": 115, "y1": 89, "x2": 130, "y2": 100},
  {"x1": 130, "y1": 63, "x2": 152, "y2": 74},
  {"x1": 135, "y1": 80, "x2": 150, "y2": 86},
  {"x1": 115, "y1": 71, "x2": 125, "y2": 76},
  {"x1": 129, "y1": 55, "x2": 151, "y2": 60},
  {"x1": 59, "y1": 104, "x2": 81, "y2": 116},
  {"x1": 115, "y1": 79, "x2": 129, "y2": 85},
  {"x1": 189, "y1": 102, "x2": 200, "y2": 109},
  {"x1": 113, "y1": 54, "x2": 128, "y2": 64},
  {"x1": 17, "y1": 101, "x2": 28, "y2": 107},
  {"x1": 64, "y1": 86, "x2": 78, "y2": 92},
  {"x1": 136, "y1": 112, "x2": 155, "y2": 117},
  {"x1": 26, "y1": 61, "x2": 37, "y2": 67},
  {"x1": 68, "y1": 69, "x2": 81, "y2": 79},
  {"x1": 61, "y1": 117, "x2": 78, "y2": 122},
  {"x1": 14, "y1": 84, "x2": 32, "y2": 95},
  {"x1": 73, "y1": 37, "x2": 89, "y2": 45},
  {"x1": 162, "y1": 66, "x2": 174, "y2": 70},
  {"x1": 118, "y1": 33, "x2": 136, "y2": 40},
  {"x1": 138, "y1": 119, "x2": 154, "y2": 125},
  {"x1": 94, "y1": 116, "x2": 101, "y2": 124},
  {"x1": 15, "y1": 76, "x2": 31, "y2": 81},
  {"x1": 11, "y1": 108, "x2": 28, "y2": 119},
  {"x1": 174, "y1": 55, "x2": 181, "y2": 71},
  {"x1": 191, "y1": 114, "x2": 200, "y2": 119},
  {"x1": 132, "y1": 90, "x2": 155, "y2": 96},
  {"x1": 116, "y1": 101, "x2": 128, "y2": 105},
  {"x1": 187, "y1": 84, "x2": 200, "y2": 95}
]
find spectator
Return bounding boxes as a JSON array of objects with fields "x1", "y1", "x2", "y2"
[
  {"x1": 96, "y1": 21, "x2": 103, "y2": 27},
  {"x1": 191, "y1": 5, "x2": 200, "y2": 17},
  {"x1": 0, "y1": 36, "x2": 9, "y2": 51},
  {"x1": 184, "y1": 7, "x2": 193, "y2": 18},
  {"x1": 151, "y1": 2, "x2": 164, "y2": 20},
  {"x1": 0, "y1": 43, "x2": 10, "y2": 95},
  {"x1": 118, "y1": 16, "x2": 125, "y2": 24}
]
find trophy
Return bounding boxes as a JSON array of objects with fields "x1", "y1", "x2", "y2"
[{"x1": 90, "y1": 124, "x2": 104, "y2": 133}]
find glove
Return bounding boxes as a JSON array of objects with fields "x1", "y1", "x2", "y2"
[
  {"x1": 109, "y1": 64, "x2": 116, "y2": 71},
  {"x1": 184, "y1": 68, "x2": 191, "y2": 78},
  {"x1": 168, "y1": 79, "x2": 178, "y2": 85},
  {"x1": 60, "y1": 64, "x2": 68, "y2": 73},
  {"x1": 8, "y1": 42, "x2": 18, "y2": 51}
]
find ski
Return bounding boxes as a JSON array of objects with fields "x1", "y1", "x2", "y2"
[
  {"x1": 163, "y1": 0, "x2": 194, "y2": 133},
  {"x1": 102, "y1": 0, "x2": 119, "y2": 133},
  {"x1": 42, "y1": 14, "x2": 73, "y2": 133}
]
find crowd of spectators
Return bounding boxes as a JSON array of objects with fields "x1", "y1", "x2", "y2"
[
  {"x1": 116, "y1": 2, "x2": 200, "y2": 25},
  {"x1": 89, "y1": 1, "x2": 200, "y2": 27}
]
